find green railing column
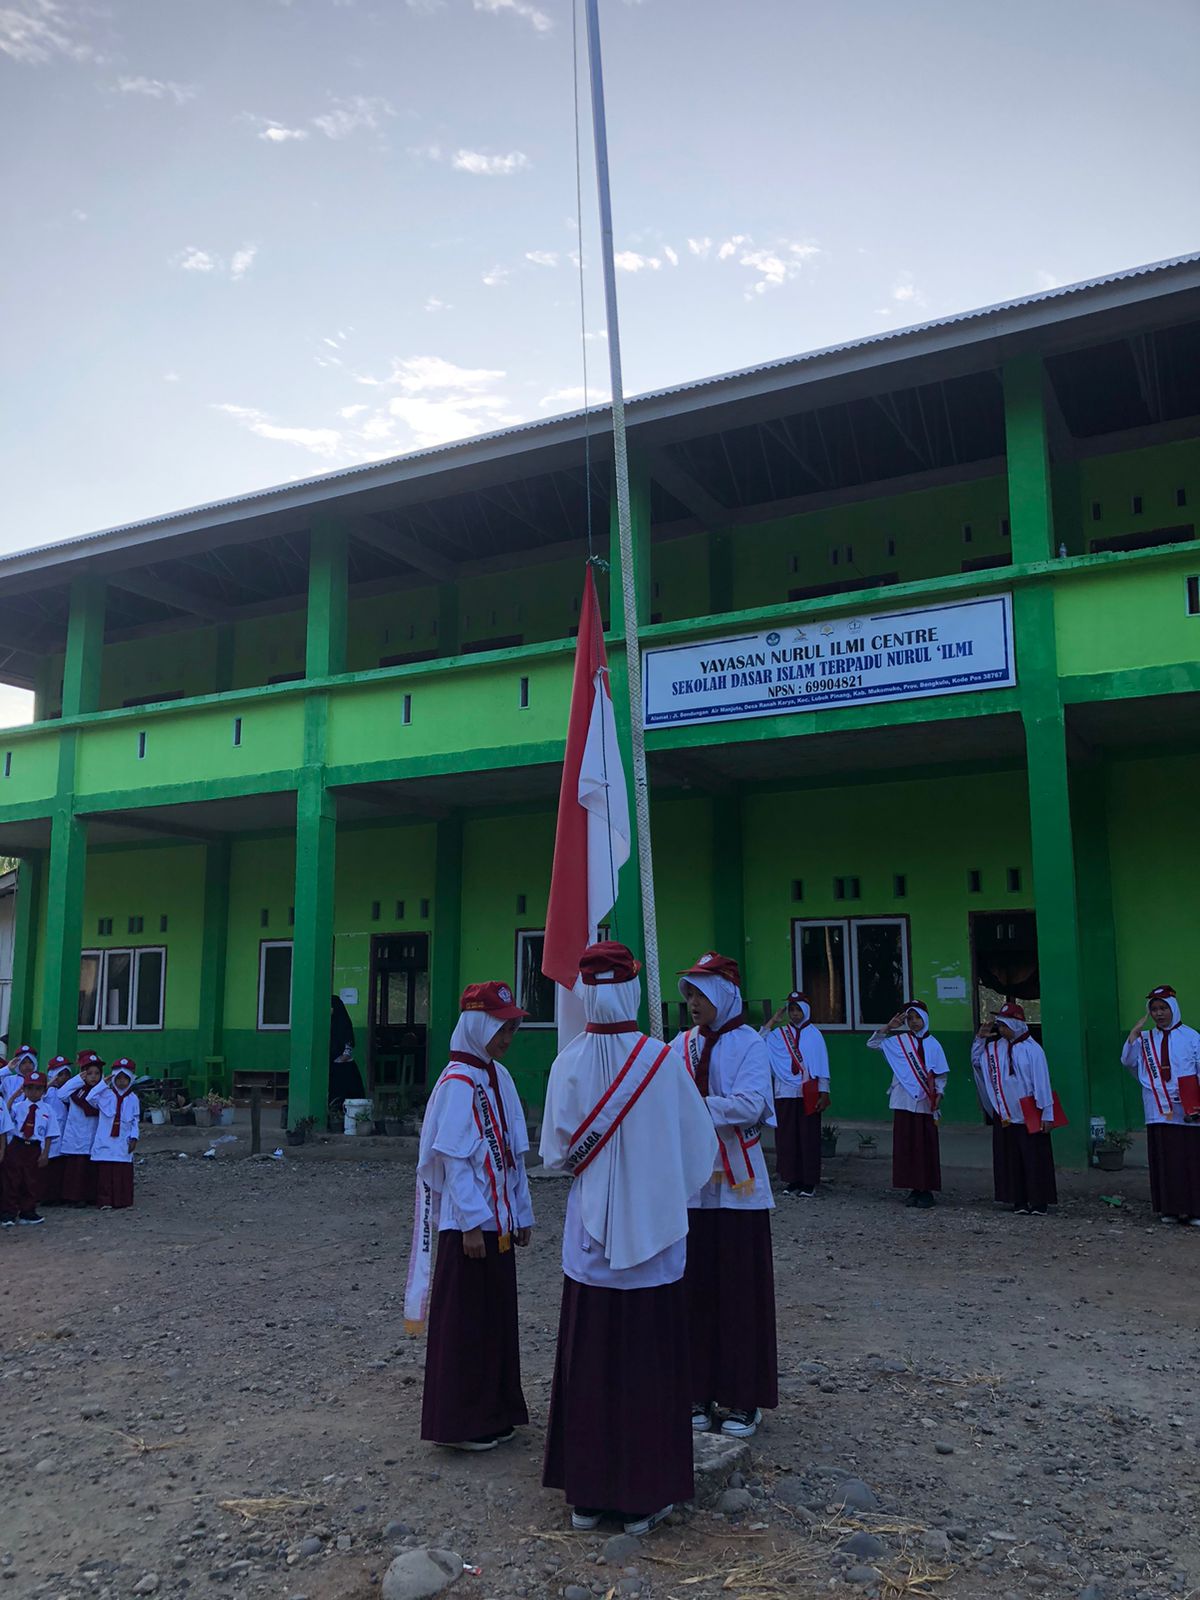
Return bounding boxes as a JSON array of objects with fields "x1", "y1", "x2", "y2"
[
  {"x1": 39, "y1": 796, "x2": 88, "y2": 1059},
  {"x1": 711, "y1": 794, "x2": 746, "y2": 971},
  {"x1": 305, "y1": 523, "x2": 348, "y2": 680},
  {"x1": 7, "y1": 853, "x2": 42, "y2": 1049},
  {"x1": 607, "y1": 462, "x2": 651, "y2": 1016},
  {"x1": 437, "y1": 583, "x2": 460, "y2": 657},
  {"x1": 1071, "y1": 773, "x2": 1131, "y2": 1131},
  {"x1": 61, "y1": 576, "x2": 105, "y2": 718},
  {"x1": 289, "y1": 770, "x2": 337, "y2": 1120},
  {"x1": 1006, "y1": 360, "x2": 1089, "y2": 1161},
  {"x1": 197, "y1": 839, "x2": 231, "y2": 1079},
  {"x1": 429, "y1": 814, "x2": 463, "y2": 1064}
]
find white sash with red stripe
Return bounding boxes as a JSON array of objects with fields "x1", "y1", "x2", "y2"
[
  {"x1": 685, "y1": 1028, "x2": 762, "y2": 1192},
  {"x1": 1139, "y1": 1034, "x2": 1174, "y2": 1120},
  {"x1": 893, "y1": 1033, "x2": 939, "y2": 1116},
  {"x1": 561, "y1": 1036, "x2": 671, "y2": 1174},
  {"x1": 983, "y1": 1040, "x2": 1015, "y2": 1124},
  {"x1": 781, "y1": 1026, "x2": 808, "y2": 1080}
]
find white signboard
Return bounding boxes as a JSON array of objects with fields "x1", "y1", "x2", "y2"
[
  {"x1": 339, "y1": 987, "x2": 359, "y2": 1007},
  {"x1": 643, "y1": 595, "x2": 1015, "y2": 729},
  {"x1": 936, "y1": 976, "x2": 968, "y2": 1001}
]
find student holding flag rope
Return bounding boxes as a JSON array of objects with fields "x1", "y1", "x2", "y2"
[
  {"x1": 867, "y1": 1001, "x2": 949, "y2": 1208},
  {"x1": 675, "y1": 951, "x2": 779, "y2": 1441},
  {"x1": 540, "y1": 941, "x2": 718, "y2": 1537},
  {"x1": 1121, "y1": 985, "x2": 1200, "y2": 1226},
  {"x1": 406, "y1": 982, "x2": 535, "y2": 1451},
  {"x1": 761, "y1": 991, "x2": 829, "y2": 1196},
  {"x1": 971, "y1": 1002, "x2": 1064, "y2": 1215}
]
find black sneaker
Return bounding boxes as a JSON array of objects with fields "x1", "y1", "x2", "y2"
[
  {"x1": 571, "y1": 1508, "x2": 602, "y2": 1531},
  {"x1": 0, "y1": 1216, "x2": 15, "y2": 1229},
  {"x1": 720, "y1": 1407, "x2": 762, "y2": 1438},
  {"x1": 915, "y1": 1192, "x2": 936, "y2": 1209},
  {"x1": 17, "y1": 1212, "x2": 44, "y2": 1226},
  {"x1": 691, "y1": 1403, "x2": 712, "y2": 1433},
  {"x1": 623, "y1": 1504, "x2": 673, "y2": 1536},
  {"x1": 905, "y1": 1190, "x2": 921, "y2": 1207}
]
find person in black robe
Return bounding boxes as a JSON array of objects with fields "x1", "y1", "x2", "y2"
[{"x1": 328, "y1": 995, "x2": 365, "y2": 1110}]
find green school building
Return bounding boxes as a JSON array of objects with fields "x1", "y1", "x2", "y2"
[{"x1": 1, "y1": 254, "x2": 1198, "y2": 1162}]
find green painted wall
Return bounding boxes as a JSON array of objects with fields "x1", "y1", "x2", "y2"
[
  {"x1": 1055, "y1": 564, "x2": 1199, "y2": 677},
  {"x1": 222, "y1": 834, "x2": 295, "y2": 1084},
  {"x1": 1076, "y1": 438, "x2": 1198, "y2": 551}
]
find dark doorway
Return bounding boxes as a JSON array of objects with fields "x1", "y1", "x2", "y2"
[
  {"x1": 368, "y1": 933, "x2": 430, "y2": 1093},
  {"x1": 969, "y1": 911, "x2": 1040, "y2": 1038}
]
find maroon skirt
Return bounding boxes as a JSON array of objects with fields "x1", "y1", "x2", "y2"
[
  {"x1": 775, "y1": 1099, "x2": 821, "y2": 1190},
  {"x1": 683, "y1": 1208, "x2": 778, "y2": 1415},
  {"x1": 543, "y1": 1275, "x2": 693, "y2": 1516},
  {"x1": 60, "y1": 1154, "x2": 97, "y2": 1205},
  {"x1": 892, "y1": 1110, "x2": 941, "y2": 1192},
  {"x1": 93, "y1": 1162, "x2": 134, "y2": 1210},
  {"x1": 420, "y1": 1230, "x2": 528, "y2": 1444},
  {"x1": 1, "y1": 1140, "x2": 42, "y2": 1216},
  {"x1": 1005, "y1": 1125, "x2": 1057, "y2": 1209},
  {"x1": 1147, "y1": 1125, "x2": 1200, "y2": 1217},
  {"x1": 991, "y1": 1118, "x2": 1014, "y2": 1204},
  {"x1": 39, "y1": 1156, "x2": 65, "y2": 1205}
]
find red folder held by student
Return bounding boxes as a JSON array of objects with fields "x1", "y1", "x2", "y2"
[
  {"x1": 1020, "y1": 1093, "x2": 1069, "y2": 1134},
  {"x1": 1179, "y1": 1074, "x2": 1200, "y2": 1118},
  {"x1": 802, "y1": 1078, "x2": 821, "y2": 1116}
]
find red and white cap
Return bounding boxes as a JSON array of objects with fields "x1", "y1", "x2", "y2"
[
  {"x1": 458, "y1": 982, "x2": 527, "y2": 1021},
  {"x1": 110, "y1": 1058, "x2": 137, "y2": 1083},
  {"x1": 1147, "y1": 985, "x2": 1177, "y2": 1002},
  {"x1": 47, "y1": 1054, "x2": 73, "y2": 1072},
  {"x1": 679, "y1": 951, "x2": 742, "y2": 989},
  {"x1": 77, "y1": 1049, "x2": 106, "y2": 1070},
  {"x1": 579, "y1": 941, "x2": 641, "y2": 986},
  {"x1": 992, "y1": 1001, "x2": 1026, "y2": 1023},
  {"x1": 23, "y1": 1070, "x2": 48, "y2": 1090}
]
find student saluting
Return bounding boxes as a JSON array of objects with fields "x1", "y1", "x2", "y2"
[
  {"x1": 1121, "y1": 985, "x2": 1200, "y2": 1227},
  {"x1": 675, "y1": 951, "x2": 778, "y2": 1441},
  {"x1": 867, "y1": 1000, "x2": 948, "y2": 1209},
  {"x1": 761, "y1": 990, "x2": 829, "y2": 1197},
  {"x1": 406, "y1": 981, "x2": 535, "y2": 1452}
]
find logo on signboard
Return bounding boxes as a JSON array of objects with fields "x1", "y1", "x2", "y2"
[{"x1": 766, "y1": 631, "x2": 780, "y2": 646}]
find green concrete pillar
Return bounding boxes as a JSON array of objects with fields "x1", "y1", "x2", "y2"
[
  {"x1": 7, "y1": 853, "x2": 42, "y2": 1049},
  {"x1": 607, "y1": 463, "x2": 651, "y2": 1018},
  {"x1": 1003, "y1": 355, "x2": 1056, "y2": 567},
  {"x1": 437, "y1": 583, "x2": 460, "y2": 656},
  {"x1": 32, "y1": 659, "x2": 56, "y2": 724},
  {"x1": 289, "y1": 771, "x2": 337, "y2": 1120},
  {"x1": 61, "y1": 577, "x2": 105, "y2": 718},
  {"x1": 38, "y1": 796, "x2": 88, "y2": 1060},
  {"x1": 214, "y1": 625, "x2": 236, "y2": 693},
  {"x1": 1071, "y1": 772, "x2": 1135, "y2": 1132},
  {"x1": 197, "y1": 839, "x2": 231, "y2": 1076},
  {"x1": 305, "y1": 523, "x2": 348, "y2": 680},
  {"x1": 707, "y1": 531, "x2": 734, "y2": 615},
  {"x1": 429, "y1": 815, "x2": 463, "y2": 1064}
]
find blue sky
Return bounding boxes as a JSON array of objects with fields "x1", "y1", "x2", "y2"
[{"x1": 1, "y1": 0, "x2": 1198, "y2": 562}]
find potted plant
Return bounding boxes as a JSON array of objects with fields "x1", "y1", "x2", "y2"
[
  {"x1": 287, "y1": 1116, "x2": 314, "y2": 1147},
  {"x1": 204, "y1": 1090, "x2": 235, "y2": 1127},
  {"x1": 1094, "y1": 1129, "x2": 1132, "y2": 1172},
  {"x1": 348, "y1": 1105, "x2": 374, "y2": 1137},
  {"x1": 141, "y1": 1092, "x2": 168, "y2": 1126},
  {"x1": 170, "y1": 1104, "x2": 196, "y2": 1127},
  {"x1": 855, "y1": 1131, "x2": 878, "y2": 1159},
  {"x1": 820, "y1": 1123, "x2": 840, "y2": 1158}
]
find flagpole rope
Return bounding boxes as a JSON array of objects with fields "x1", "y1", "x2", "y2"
[
  {"x1": 570, "y1": 0, "x2": 595, "y2": 566},
  {"x1": 583, "y1": 0, "x2": 664, "y2": 1039}
]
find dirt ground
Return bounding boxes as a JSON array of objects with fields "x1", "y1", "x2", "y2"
[{"x1": 1, "y1": 1132, "x2": 1197, "y2": 1600}]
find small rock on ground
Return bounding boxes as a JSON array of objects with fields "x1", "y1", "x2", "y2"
[
  {"x1": 601, "y1": 1534, "x2": 642, "y2": 1564},
  {"x1": 381, "y1": 1547, "x2": 462, "y2": 1600},
  {"x1": 715, "y1": 1488, "x2": 754, "y2": 1515},
  {"x1": 833, "y1": 1478, "x2": 880, "y2": 1512},
  {"x1": 847, "y1": 1565, "x2": 883, "y2": 1586},
  {"x1": 133, "y1": 1579, "x2": 160, "y2": 1596},
  {"x1": 843, "y1": 1533, "x2": 888, "y2": 1559}
]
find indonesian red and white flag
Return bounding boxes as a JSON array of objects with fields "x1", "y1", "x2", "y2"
[{"x1": 542, "y1": 565, "x2": 631, "y2": 1048}]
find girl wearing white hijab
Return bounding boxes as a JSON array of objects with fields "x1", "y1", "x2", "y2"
[
  {"x1": 1121, "y1": 985, "x2": 1200, "y2": 1225},
  {"x1": 541, "y1": 941, "x2": 718, "y2": 1537},
  {"x1": 406, "y1": 981, "x2": 535, "y2": 1450},
  {"x1": 971, "y1": 1003, "x2": 1061, "y2": 1215},
  {"x1": 675, "y1": 951, "x2": 778, "y2": 1441},
  {"x1": 867, "y1": 1000, "x2": 948, "y2": 1208},
  {"x1": 761, "y1": 990, "x2": 829, "y2": 1196}
]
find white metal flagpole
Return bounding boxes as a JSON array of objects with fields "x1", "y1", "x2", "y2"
[{"x1": 582, "y1": 0, "x2": 664, "y2": 1040}]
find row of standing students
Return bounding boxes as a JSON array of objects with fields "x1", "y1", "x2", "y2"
[
  {"x1": 0, "y1": 1047, "x2": 141, "y2": 1225},
  {"x1": 406, "y1": 946, "x2": 779, "y2": 1539}
]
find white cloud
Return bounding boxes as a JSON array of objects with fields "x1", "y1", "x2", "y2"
[
  {"x1": 614, "y1": 250, "x2": 661, "y2": 273},
  {"x1": 256, "y1": 118, "x2": 309, "y2": 142},
  {"x1": 163, "y1": 370, "x2": 181, "y2": 383},
  {"x1": 538, "y1": 384, "x2": 609, "y2": 411},
  {"x1": 117, "y1": 75, "x2": 196, "y2": 104},
  {"x1": 405, "y1": 0, "x2": 445, "y2": 9},
  {"x1": 312, "y1": 94, "x2": 394, "y2": 140},
  {"x1": 452, "y1": 148, "x2": 529, "y2": 176},
  {"x1": 386, "y1": 394, "x2": 522, "y2": 448},
  {"x1": 472, "y1": 0, "x2": 552, "y2": 33},
  {"x1": 717, "y1": 235, "x2": 747, "y2": 261},
  {"x1": 525, "y1": 249, "x2": 558, "y2": 267},
  {"x1": 688, "y1": 237, "x2": 713, "y2": 258},
  {"x1": 424, "y1": 295, "x2": 451, "y2": 312},
  {"x1": 339, "y1": 403, "x2": 369, "y2": 419},
  {"x1": 663, "y1": 244, "x2": 679, "y2": 267},
  {"x1": 891, "y1": 273, "x2": 927, "y2": 309},
  {"x1": 482, "y1": 263, "x2": 510, "y2": 287},
  {"x1": 0, "y1": 0, "x2": 96, "y2": 65},
  {"x1": 71, "y1": 207, "x2": 87, "y2": 221},
  {"x1": 229, "y1": 244, "x2": 257, "y2": 281},
  {"x1": 174, "y1": 246, "x2": 217, "y2": 273},
  {"x1": 1035, "y1": 269, "x2": 1060, "y2": 291},
  {"x1": 395, "y1": 355, "x2": 507, "y2": 393},
  {"x1": 214, "y1": 403, "x2": 344, "y2": 459}
]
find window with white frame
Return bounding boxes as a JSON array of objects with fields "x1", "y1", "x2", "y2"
[
  {"x1": 792, "y1": 917, "x2": 910, "y2": 1031},
  {"x1": 258, "y1": 940, "x2": 293, "y2": 1030},
  {"x1": 78, "y1": 947, "x2": 167, "y2": 1031},
  {"x1": 515, "y1": 930, "x2": 556, "y2": 1028}
]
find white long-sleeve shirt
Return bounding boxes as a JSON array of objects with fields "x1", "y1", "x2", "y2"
[
  {"x1": 56, "y1": 1076, "x2": 102, "y2": 1157},
  {"x1": 1121, "y1": 1026, "x2": 1200, "y2": 1127},
  {"x1": 420, "y1": 1061, "x2": 534, "y2": 1235},
  {"x1": 762, "y1": 1023, "x2": 829, "y2": 1100},
  {"x1": 970, "y1": 1035, "x2": 1055, "y2": 1125},
  {"x1": 5, "y1": 1095, "x2": 55, "y2": 1148},
  {"x1": 86, "y1": 1083, "x2": 140, "y2": 1163},
  {"x1": 673, "y1": 1025, "x2": 776, "y2": 1212},
  {"x1": 867, "y1": 1030, "x2": 949, "y2": 1116}
]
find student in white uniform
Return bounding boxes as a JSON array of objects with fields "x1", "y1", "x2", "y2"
[
  {"x1": 39, "y1": 1056, "x2": 74, "y2": 1208},
  {"x1": 540, "y1": 941, "x2": 718, "y2": 1537},
  {"x1": 867, "y1": 1000, "x2": 949, "y2": 1208},
  {"x1": 1121, "y1": 984, "x2": 1200, "y2": 1225},
  {"x1": 971, "y1": 1003, "x2": 1061, "y2": 1215},
  {"x1": 1, "y1": 1069, "x2": 54, "y2": 1226},
  {"x1": 675, "y1": 951, "x2": 778, "y2": 1441},
  {"x1": 405, "y1": 981, "x2": 535, "y2": 1452},
  {"x1": 1, "y1": 1046, "x2": 38, "y2": 1107},
  {"x1": 58, "y1": 1052, "x2": 105, "y2": 1207},
  {"x1": 761, "y1": 990, "x2": 829, "y2": 1196},
  {"x1": 86, "y1": 1058, "x2": 140, "y2": 1211}
]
